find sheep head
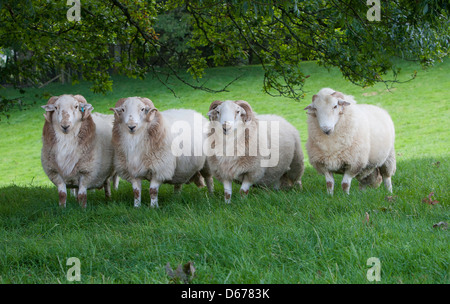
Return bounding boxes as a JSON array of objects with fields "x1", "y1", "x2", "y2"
[
  {"x1": 207, "y1": 100, "x2": 254, "y2": 135},
  {"x1": 110, "y1": 97, "x2": 157, "y2": 134},
  {"x1": 41, "y1": 94, "x2": 93, "y2": 134},
  {"x1": 304, "y1": 88, "x2": 351, "y2": 135}
]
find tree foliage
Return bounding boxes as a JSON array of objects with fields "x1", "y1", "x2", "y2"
[{"x1": 0, "y1": 0, "x2": 448, "y2": 114}]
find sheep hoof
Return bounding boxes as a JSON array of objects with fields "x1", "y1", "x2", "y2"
[
  {"x1": 77, "y1": 193, "x2": 87, "y2": 208},
  {"x1": 134, "y1": 202, "x2": 141, "y2": 208},
  {"x1": 59, "y1": 191, "x2": 67, "y2": 207},
  {"x1": 224, "y1": 192, "x2": 231, "y2": 204},
  {"x1": 150, "y1": 200, "x2": 159, "y2": 208},
  {"x1": 342, "y1": 182, "x2": 350, "y2": 194},
  {"x1": 239, "y1": 189, "x2": 249, "y2": 197},
  {"x1": 295, "y1": 180, "x2": 303, "y2": 190},
  {"x1": 326, "y1": 182, "x2": 334, "y2": 195}
]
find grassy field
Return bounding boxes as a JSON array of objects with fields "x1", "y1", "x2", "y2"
[{"x1": 0, "y1": 60, "x2": 448, "y2": 284}]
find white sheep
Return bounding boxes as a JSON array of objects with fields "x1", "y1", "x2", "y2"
[
  {"x1": 41, "y1": 94, "x2": 116, "y2": 208},
  {"x1": 206, "y1": 100, "x2": 304, "y2": 203},
  {"x1": 304, "y1": 88, "x2": 396, "y2": 195},
  {"x1": 110, "y1": 97, "x2": 213, "y2": 208}
]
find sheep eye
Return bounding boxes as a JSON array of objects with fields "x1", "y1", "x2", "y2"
[
  {"x1": 75, "y1": 105, "x2": 78, "y2": 109},
  {"x1": 333, "y1": 105, "x2": 338, "y2": 109},
  {"x1": 141, "y1": 108, "x2": 144, "y2": 112},
  {"x1": 121, "y1": 108, "x2": 125, "y2": 112}
]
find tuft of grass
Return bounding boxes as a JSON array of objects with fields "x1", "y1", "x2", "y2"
[{"x1": 0, "y1": 60, "x2": 448, "y2": 283}]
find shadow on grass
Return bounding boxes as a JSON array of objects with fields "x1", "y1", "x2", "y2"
[{"x1": 0, "y1": 156, "x2": 447, "y2": 214}]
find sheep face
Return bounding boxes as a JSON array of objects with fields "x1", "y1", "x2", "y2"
[
  {"x1": 110, "y1": 97, "x2": 157, "y2": 134},
  {"x1": 305, "y1": 91, "x2": 350, "y2": 135},
  {"x1": 207, "y1": 100, "x2": 253, "y2": 135},
  {"x1": 42, "y1": 95, "x2": 93, "y2": 134}
]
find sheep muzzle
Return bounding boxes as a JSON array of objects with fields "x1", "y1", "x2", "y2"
[
  {"x1": 127, "y1": 124, "x2": 137, "y2": 133},
  {"x1": 222, "y1": 122, "x2": 232, "y2": 135}
]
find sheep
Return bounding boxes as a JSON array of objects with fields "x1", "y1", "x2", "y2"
[
  {"x1": 41, "y1": 94, "x2": 116, "y2": 208},
  {"x1": 304, "y1": 88, "x2": 396, "y2": 195},
  {"x1": 110, "y1": 97, "x2": 213, "y2": 208},
  {"x1": 206, "y1": 100, "x2": 304, "y2": 203}
]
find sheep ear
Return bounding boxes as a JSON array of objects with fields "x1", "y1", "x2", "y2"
[
  {"x1": 331, "y1": 91, "x2": 345, "y2": 100},
  {"x1": 312, "y1": 94, "x2": 318, "y2": 102},
  {"x1": 304, "y1": 104, "x2": 313, "y2": 111},
  {"x1": 146, "y1": 108, "x2": 158, "y2": 122},
  {"x1": 338, "y1": 100, "x2": 350, "y2": 106},
  {"x1": 79, "y1": 103, "x2": 93, "y2": 120},
  {"x1": 42, "y1": 104, "x2": 56, "y2": 112},
  {"x1": 304, "y1": 104, "x2": 317, "y2": 117},
  {"x1": 234, "y1": 100, "x2": 253, "y2": 123},
  {"x1": 42, "y1": 104, "x2": 56, "y2": 123},
  {"x1": 207, "y1": 109, "x2": 218, "y2": 121},
  {"x1": 110, "y1": 107, "x2": 121, "y2": 115}
]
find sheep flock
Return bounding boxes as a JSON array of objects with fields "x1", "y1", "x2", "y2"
[{"x1": 41, "y1": 89, "x2": 396, "y2": 208}]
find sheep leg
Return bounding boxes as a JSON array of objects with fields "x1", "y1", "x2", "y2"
[
  {"x1": 131, "y1": 179, "x2": 142, "y2": 208},
  {"x1": 174, "y1": 184, "x2": 182, "y2": 194},
  {"x1": 200, "y1": 162, "x2": 214, "y2": 194},
  {"x1": 70, "y1": 188, "x2": 78, "y2": 197},
  {"x1": 190, "y1": 172, "x2": 206, "y2": 188},
  {"x1": 380, "y1": 149, "x2": 395, "y2": 193},
  {"x1": 383, "y1": 177, "x2": 393, "y2": 193},
  {"x1": 77, "y1": 184, "x2": 88, "y2": 208},
  {"x1": 104, "y1": 179, "x2": 112, "y2": 200},
  {"x1": 149, "y1": 179, "x2": 161, "y2": 208},
  {"x1": 57, "y1": 183, "x2": 67, "y2": 208},
  {"x1": 273, "y1": 179, "x2": 281, "y2": 191},
  {"x1": 341, "y1": 172, "x2": 354, "y2": 195},
  {"x1": 325, "y1": 172, "x2": 334, "y2": 195},
  {"x1": 205, "y1": 176, "x2": 214, "y2": 194},
  {"x1": 239, "y1": 177, "x2": 252, "y2": 197},
  {"x1": 223, "y1": 180, "x2": 232, "y2": 204},
  {"x1": 113, "y1": 174, "x2": 120, "y2": 190}
]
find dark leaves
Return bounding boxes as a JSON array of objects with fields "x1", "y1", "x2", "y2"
[{"x1": 166, "y1": 261, "x2": 196, "y2": 284}]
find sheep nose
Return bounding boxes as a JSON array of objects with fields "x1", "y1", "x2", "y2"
[
  {"x1": 222, "y1": 123, "x2": 231, "y2": 134},
  {"x1": 128, "y1": 125, "x2": 136, "y2": 132},
  {"x1": 61, "y1": 125, "x2": 69, "y2": 132},
  {"x1": 323, "y1": 129, "x2": 332, "y2": 135},
  {"x1": 321, "y1": 126, "x2": 333, "y2": 135}
]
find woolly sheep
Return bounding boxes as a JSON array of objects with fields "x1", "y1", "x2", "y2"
[
  {"x1": 41, "y1": 94, "x2": 116, "y2": 208},
  {"x1": 206, "y1": 100, "x2": 304, "y2": 203},
  {"x1": 110, "y1": 97, "x2": 213, "y2": 208},
  {"x1": 304, "y1": 88, "x2": 396, "y2": 195}
]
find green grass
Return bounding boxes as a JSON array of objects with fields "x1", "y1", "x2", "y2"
[{"x1": 0, "y1": 60, "x2": 449, "y2": 283}]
